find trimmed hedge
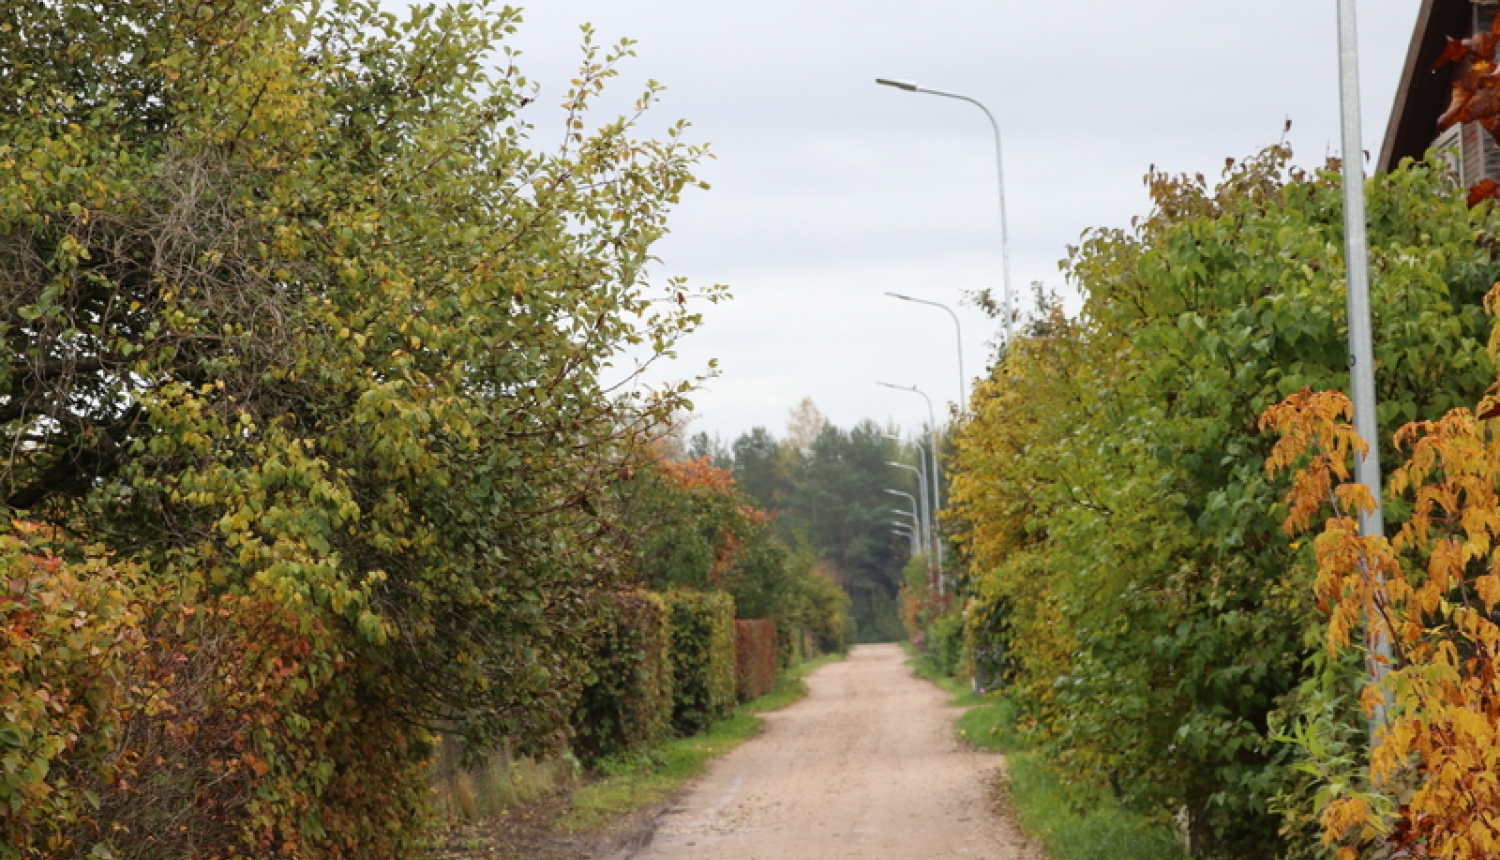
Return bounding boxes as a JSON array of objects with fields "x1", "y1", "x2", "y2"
[
  {"x1": 571, "y1": 591, "x2": 673, "y2": 764},
  {"x1": 733, "y1": 619, "x2": 778, "y2": 703},
  {"x1": 662, "y1": 590, "x2": 736, "y2": 735}
]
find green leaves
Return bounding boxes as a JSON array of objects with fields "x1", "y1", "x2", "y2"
[
  {"x1": 951, "y1": 146, "x2": 1500, "y2": 859},
  {"x1": 1, "y1": 0, "x2": 721, "y2": 852}
]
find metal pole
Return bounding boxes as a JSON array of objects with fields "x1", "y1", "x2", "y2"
[
  {"x1": 885, "y1": 432, "x2": 937, "y2": 558},
  {"x1": 886, "y1": 490, "x2": 934, "y2": 590},
  {"x1": 876, "y1": 79, "x2": 1013, "y2": 344},
  {"x1": 1335, "y1": 0, "x2": 1391, "y2": 733},
  {"x1": 885, "y1": 292, "x2": 966, "y2": 408},
  {"x1": 876, "y1": 378, "x2": 942, "y2": 579},
  {"x1": 887, "y1": 461, "x2": 932, "y2": 560}
]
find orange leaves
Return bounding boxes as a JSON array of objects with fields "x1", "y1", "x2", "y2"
[
  {"x1": 658, "y1": 455, "x2": 737, "y2": 493},
  {"x1": 1263, "y1": 384, "x2": 1500, "y2": 859},
  {"x1": 1434, "y1": 16, "x2": 1500, "y2": 208},
  {"x1": 1260, "y1": 388, "x2": 1368, "y2": 534},
  {"x1": 1468, "y1": 179, "x2": 1500, "y2": 209}
]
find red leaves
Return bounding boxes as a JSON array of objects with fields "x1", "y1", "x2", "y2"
[
  {"x1": 1477, "y1": 396, "x2": 1500, "y2": 422},
  {"x1": 1436, "y1": 36, "x2": 1471, "y2": 70},
  {"x1": 1468, "y1": 178, "x2": 1500, "y2": 208},
  {"x1": 1434, "y1": 20, "x2": 1500, "y2": 206}
]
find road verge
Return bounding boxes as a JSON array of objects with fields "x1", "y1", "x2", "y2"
[{"x1": 906, "y1": 652, "x2": 1185, "y2": 860}]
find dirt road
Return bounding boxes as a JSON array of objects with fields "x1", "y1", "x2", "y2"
[{"x1": 631, "y1": 644, "x2": 1037, "y2": 860}]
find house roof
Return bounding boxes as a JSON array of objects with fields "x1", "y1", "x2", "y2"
[{"x1": 1379, "y1": 0, "x2": 1473, "y2": 172}]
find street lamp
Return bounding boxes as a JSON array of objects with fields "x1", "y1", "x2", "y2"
[
  {"x1": 885, "y1": 489, "x2": 934, "y2": 587},
  {"x1": 890, "y1": 521, "x2": 918, "y2": 555},
  {"x1": 876, "y1": 78, "x2": 1014, "y2": 344},
  {"x1": 884, "y1": 431, "x2": 935, "y2": 551},
  {"x1": 885, "y1": 292, "x2": 965, "y2": 409},
  {"x1": 877, "y1": 381, "x2": 943, "y2": 524},
  {"x1": 886, "y1": 460, "x2": 932, "y2": 559}
]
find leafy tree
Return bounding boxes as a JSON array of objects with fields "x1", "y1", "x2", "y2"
[
  {"x1": 612, "y1": 452, "x2": 849, "y2": 650},
  {"x1": 0, "y1": 0, "x2": 715, "y2": 763},
  {"x1": 729, "y1": 417, "x2": 910, "y2": 641},
  {"x1": 731, "y1": 425, "x2": 795, "y2": 511},
  {"x1": 949, "y1": 147, "x2": 1500, "y2": 858},
  {"x1": 1266, "y1": 364, "x2": 1500, "y2": 860}
]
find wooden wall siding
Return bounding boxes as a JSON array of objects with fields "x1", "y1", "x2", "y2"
[{"x1": 1380, "y1": 0, "x2": 1475, "y2": 173}]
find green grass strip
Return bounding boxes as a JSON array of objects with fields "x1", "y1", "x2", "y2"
[
  {"x1": 916, "y1": 657, "x2": 1185, "y2": 860},
  {"x1": 560, "y1": 652, "x2": 845, "y2": 832}
]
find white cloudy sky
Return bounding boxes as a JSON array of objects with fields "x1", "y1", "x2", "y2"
[{"x1": 500, "y1": 1, "x2": 1424, "y2": 444}]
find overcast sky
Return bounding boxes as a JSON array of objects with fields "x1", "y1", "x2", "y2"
[{"x1": 500, "y1": 1, "x2": 1424, "y2": 445}]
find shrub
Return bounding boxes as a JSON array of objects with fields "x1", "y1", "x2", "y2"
[
  {"x1": 733, "y1": 619, "x2": 778, "y2": 703},
  {"x1": 662, "y1": 590, "x2": 736, "y2": 735},
  {"x1": 571, "y1": 591, "x2": 673, "y2": 765},
  {"x1": 1, "y1": 529, "x2": 150, "y2": 859},
  {"x1": 0, "y1": 525, "x2": 431, "y2": 860},
  {"x1": 923, "y1": 612, "x2": 965, "y2": 679}
]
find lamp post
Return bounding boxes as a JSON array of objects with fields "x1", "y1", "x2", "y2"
[
  {"x1": 884, "y1": 431, "x2": 935, "y2": 558},
  {"x1": 876, "y1": 78, "x2": 1014, "y2": 344},
  {"x1": 885, "y1": 489, "x2": 934, "y2": 589},
  {"x1": 885, "y1": 292, "x2": 966, "y2": 408},
  {"x1": 1335, "y1": 0, "x2": 1390, "y2": 736},
  {"x1": 877, "y1": 380, "x2": 942, "y2": 519},
  {"x1": 886, "y1": 460, "x2": 932, "y2": 559},
  {"x1": 891, "y1": 521, "x2": 918, "y2": 555}
]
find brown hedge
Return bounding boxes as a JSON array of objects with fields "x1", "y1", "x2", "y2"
[
  {"x1": 0, "y1": 527, "x2": 430, "y2": 860},
  {"x1": 733, "y1": 619, "x2": 778, "y2": 703}
]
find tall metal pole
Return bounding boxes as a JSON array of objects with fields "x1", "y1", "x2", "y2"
[
  {"x1": 887, "y1": 460, "x2": 933, "y2": 560},
  {"x1": 886, "y1": 489, "x2": 935, "y2": 589},
  {"x1": 885, "y1": 432, "x2": 936, "y2": 557},
  {"x1": 885, "y1": 292, "x2": 966, "y2": 408},
  {"x1": 877, "y1": 79, "x2": 1014, "y2": 344},
  {"x1": 1335, "y1": 0, "x2": 1391, "y2": 732},
  {"x1": 877, "y1": 382, "x2": 944, "y2": 585}
]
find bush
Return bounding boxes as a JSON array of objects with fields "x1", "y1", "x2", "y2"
[
  {"x1": 0, "y1": 525, "x2": 430, "y2": 860},
  {"x1": 571, "y1": 591, "x2": 673, "y2": 765},
  {"x1": 923, "y1": 612, "x2": 965, "y2": 679},
  {"x1": 733, "y1": 619, "x2": 778, "y2": 703},
  {"x1": 662, "y1": 591, "x2": 736, "y2": 735}
]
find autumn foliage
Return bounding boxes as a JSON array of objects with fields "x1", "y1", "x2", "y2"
[
  {"x1": 0, "y1": 524, "x2": 428, "y2": 859},
  {"x1": 1265, "y1": 312, "x2": 1500, "y2": 860},
  {"x1": 947, "y1": 146, "x2": 1500, "y2": 858},
  {"x1": 1437, "y1": 13, "x2": 1500, "y2": 206},
  {"x1": 733, "y1": 619, "x2": 779, "y2": 703},
  {"x1": 0, "y1": 0, "x2": 733, "y2": 854}
]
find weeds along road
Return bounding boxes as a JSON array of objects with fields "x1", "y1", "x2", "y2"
[{"x1": 632, "y1": 644, "x2": 1038, "y2": 860}]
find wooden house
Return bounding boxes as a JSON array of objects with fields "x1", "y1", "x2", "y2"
[{"x1": 1381, "y1": 0, "x2": 1500, "y2": 182}]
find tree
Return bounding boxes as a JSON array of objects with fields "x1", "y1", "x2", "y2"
[
  {"x1": 0, "y1": 0, "x2": 716, "y2": 757},
  {"x1": 948, "y1": 146, "x2": 1500, "y2": 858},
  {"x1": 785, "y1": 396, "x2": 826, "y2": 452},
  {"x1": 728, "y1": 418, "x2": 908, "y2": 641}
]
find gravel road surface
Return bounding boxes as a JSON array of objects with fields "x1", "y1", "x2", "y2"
[{"x1": 631, "y1": 643, "x2": 1038, "y2": 860}]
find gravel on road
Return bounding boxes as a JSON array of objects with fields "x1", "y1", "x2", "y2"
[{"x1": 630, "y1": 643, "x2": 1038, "y2": 860}]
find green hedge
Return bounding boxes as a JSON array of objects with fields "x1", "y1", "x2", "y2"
[
  {"x1": 733, "y1": 619, "x2": 778, "y2": 703},
  {"x1": 923, "y1": 612, "x2": 965, "y2": 679},
  {"x1": 571, "y1": 591, "x2": 674, "y2": 764},
  {"x1": 663, "y1": 590, "x2": 736, "y2": 735}
]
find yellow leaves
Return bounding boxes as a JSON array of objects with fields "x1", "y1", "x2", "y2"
[
  {"x1": 1478, "y1": 574, "x2": 1500, "y2": 612},
  {"x1": 1320, "y1": 796, "x2": 1373, "y2": 845},
  {"x1": 1265, "y1": 381, "x2": 1500, "y2": 859}
]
